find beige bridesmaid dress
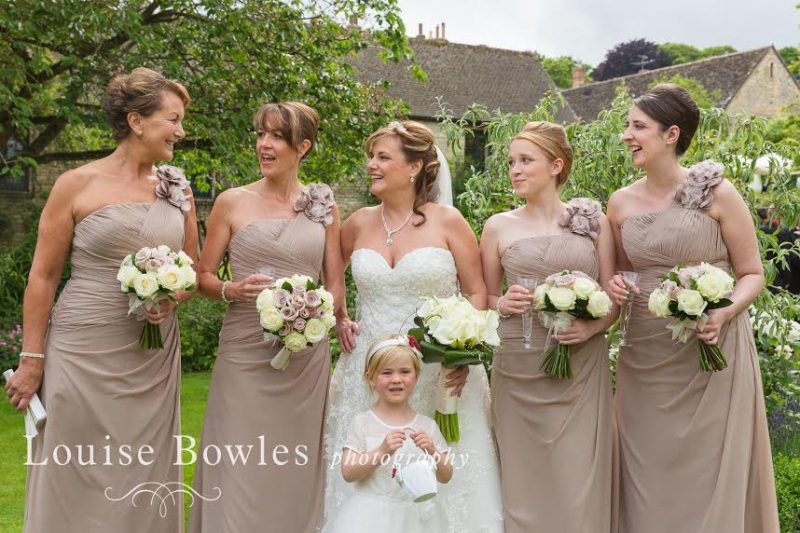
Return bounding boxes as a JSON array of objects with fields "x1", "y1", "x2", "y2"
[
  {"x1": 24, "y1": 167, "x2": 189, "y2": 532},
  {"x1": 492, "y1": 199, "x2": 613, "y2": 533},
  {"x1": 614, "y1": 161, "x2": 779, "y2": 532},
  {"x1": 188, "y1": 184, "x2": 334, "y2": 533}
]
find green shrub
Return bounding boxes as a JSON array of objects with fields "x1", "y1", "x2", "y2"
[
  {"x1": 177, "y1": 297, "x2": 226, "y2": 372},
  {"x1": 0, "y1": 323, "x2": 22, "y2": 372},
  {"x1": 775, "y1": 452, "x2": 800, "y2": 532}
]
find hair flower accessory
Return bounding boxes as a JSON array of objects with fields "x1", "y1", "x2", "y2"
[{"x1": 387, "y1": 121, "x2": 408, "y2": 134}]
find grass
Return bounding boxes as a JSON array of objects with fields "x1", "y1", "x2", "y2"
[{"x1": 0, "y1": 371, "x2": 211, "y2": 532}]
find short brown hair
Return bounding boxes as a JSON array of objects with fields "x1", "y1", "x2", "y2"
[
  {"x1": 101, "y1": 68, "x2": 190, "y2": 142},
  {"x1": 253, "y1": 102, "x2": 319, "y2": 159},
  {"x1": 365, "y1": 120, "x2": 441, "y2": 226},
  {"x1": 512, "y1": 121, "x2": 573, "y2": 186},
  {"x1": 633, "y1": 84, "x2": 699, "y2": 156}
]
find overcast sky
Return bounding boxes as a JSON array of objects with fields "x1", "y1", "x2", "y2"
[{"x1": 396, "y1": 0, "x2": 799, "y2": 66}]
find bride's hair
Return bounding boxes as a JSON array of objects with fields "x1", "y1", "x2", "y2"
[
  {"x1": 364, "y1": 334, "x2": 421, "y2": 391},
  {"x1": 513, "y1": 121, "x2": 573, "y2": 187},
  {"x1": 365, "y1": 120, "x2": 440, "y2": 226}
]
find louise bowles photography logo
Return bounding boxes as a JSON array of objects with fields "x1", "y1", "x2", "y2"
[{"x1": 24, "y1": 434, "x2": 310, "y2": 467}]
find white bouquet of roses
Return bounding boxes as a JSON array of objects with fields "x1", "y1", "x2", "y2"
[
  {"x1": 256, "y1": 274, "x2": 336, "y2": 371},
  {"x1": 117, "y1": 245, "x2": 196, "y2": 349},
  {"x1": 533, "y1": 270, "x2": 612, "y2": 379},
  {"x1": 408, "y1": 294, "x2": 500, "y2": 443},
  {"x1": 648, "y1": 262, "x2": 734, "y2": 372}
]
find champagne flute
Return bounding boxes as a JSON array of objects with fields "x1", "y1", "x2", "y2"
[
  {"x1": 518, "y1": 275, "x2": 539, "y2": 350},
  {"x1": 257, "y1": 266, "x2": 277, "y2": 287},
  {"x1": 617, "y1": 271, "x2": 640, "y2": 347}
]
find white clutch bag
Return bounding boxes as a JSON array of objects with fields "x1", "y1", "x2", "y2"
[
  {"x1": 3, "y1": 369, "x2": 47, "y2": 437},
  {"x1": 395, "y1": 457, "x2": 438, "y2": 503}
]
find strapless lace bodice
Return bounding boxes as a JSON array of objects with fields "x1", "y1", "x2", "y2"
[{"x1": 352, "y1": 247, "x2": 458, "y2": 337}]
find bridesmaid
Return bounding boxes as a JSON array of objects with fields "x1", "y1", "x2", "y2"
[
  {"x1": 189, "y1": 101, "x2": 346, "y2": 532},
  {"x1": 607, "y1": 84, "x2": 779, "y2": 532},
  {"x1": 480, "y1": 121, "x2": 616, "y2": 533},
  {"x1": 5, "y1": 68, "x2": 196, "y2": 532}
]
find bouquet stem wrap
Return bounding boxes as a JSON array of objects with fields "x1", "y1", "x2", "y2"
[
  {"x1": 434, "y1": 368, "x2": 460, "y2": 443},
  {"x1": 538, "y1": 311, "x2": 576, "y2": 379}
]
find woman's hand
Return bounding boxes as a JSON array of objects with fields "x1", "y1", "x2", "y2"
[
  {"x1": 379, "y1": 429, "x2": 407, "y2": 456},
  {"x1": 5, "y1": 358, "x2": 44, "y2": 412},
  {"x1": 497, "y1": 285, "x2": 532, "y2": 316},
  {"x1": 334, "y1": 317, "x2": 360, "y2": 353},
  {"x1": 555, "y1": 319, "x2": 603, "y2": 345},
  {"x1": 608, "y1": 273, "x2": 638, "y2": 306},
  {"x1": 410, "y1": 430, "x2": 437, "y2": 455},
  {"x1": 445, "y1": 365, "x2": 469, "y2": 397},
  {"x1": 229, "y1": 274, "x2": 272, "y2": 302},
  {"x1": 143, "y1": 299, "x2": 177, "y2": 325},
  {"x1": 696, "y1": 308, "x2": 730, "y2": 345}
]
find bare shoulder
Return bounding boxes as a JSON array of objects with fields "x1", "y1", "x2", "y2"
[
  {"x1": 49, "y1": 164, "x2": 99, "y2": 202},
  {"x1": 607, "y1": 180, "x2": 644, "y2": 221},
  {"x1": 425, "y1": 203, "x2": 466, "y2": 225},
  {"x1": 483, "y1": 209, "x2": 517, "y2": 232},
  {"x1": 343, "y1": 205, "x2": 377, "y2": 229}
]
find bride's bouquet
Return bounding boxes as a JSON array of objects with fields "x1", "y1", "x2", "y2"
[
  {"x1": 533, "y1": 271, "x2": 612, "y2": 379},
  {"x1": 117, "y1": 246, "x2": 196, "y2": 349},
  {"x1": 256, "y1": 274, "x2": 336, "y2": 370},
  {"x1": 648, "y1": 262, "x2": 734, "y2": 372},
  {"x1": 408, "y1": 294, "x2": 500, "y2": 443}
]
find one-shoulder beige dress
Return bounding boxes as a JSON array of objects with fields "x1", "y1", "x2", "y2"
[
  {"x1": 613, "y1": 161, "x2": 779, "y2": 532},
  {"x1": 188, "y1": 184, "x2": 334, "y2": 533},
  {"x1": 492, "y1": 199, "x2": 613, "y2": 533}
]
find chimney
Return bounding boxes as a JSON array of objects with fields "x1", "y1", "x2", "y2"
[
  {"x1": 441, "y1": 22, "x2": 446, "y2": 40},
  {"x1": 417, "y1": 23, "x2": 424, "y2": 38},
  {"x1": 571, "y1": 66, "x2": 586, "y2": 88},
  {"x1": 435, "y1": 24, "x2": 440, "y2": 39}
]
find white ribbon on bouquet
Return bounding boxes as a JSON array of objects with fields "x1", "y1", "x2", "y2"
[{"x1": 3, "y1": 369, "x2": 47, "y2": 438}]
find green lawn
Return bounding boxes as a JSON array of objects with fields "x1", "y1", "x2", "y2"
[{"x1": 0, "y1": 372, "x2": 211, "y2": 532}]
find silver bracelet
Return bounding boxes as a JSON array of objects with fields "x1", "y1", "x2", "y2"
[
  {"x1": 495, "y1": 297, "x2": 511, "y2": 319},
  {"x1": 20, "y1": 351, "x2": 45, "y2": 359},
  {"x1": 221, "y1": 281, "x2": 233, "y2": 303}
]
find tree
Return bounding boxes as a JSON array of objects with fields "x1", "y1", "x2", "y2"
[
  {"x1": 659, "y1": 43, "x2": 736, "y2": 66},
  {"x1": 538, "y1": 55, "x2": 593, "y2": 89},
  {"x1": 592, "y1": 39, "x2": 671, "y2": 81},
  {"x1": 0, "y1": 0, "x2": 415, "y2": 186},
  {"x1": 778, "y1": 46, "x2": 800, "y2": 79}
]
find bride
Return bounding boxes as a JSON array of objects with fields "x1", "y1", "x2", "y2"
[{"x1": 324, "y1": 121, "x2": 503, "y2": 531}]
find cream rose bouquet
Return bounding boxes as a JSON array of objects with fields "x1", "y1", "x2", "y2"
[
  {"x1": 533, "y1": 270, "x2": 612, "y2": 379},
  {"x1": 648, "y1": 262, "x2": 734, "y2": 372},
  {"x1": 256, "y1": 274, "x2": 335, "y2": 371},
  {"x1": 408, "y1": 294, "x2": 500, "y2": 443},
  {"x1": 117, "y1": 246, "x2": 196, "y2": 349}
]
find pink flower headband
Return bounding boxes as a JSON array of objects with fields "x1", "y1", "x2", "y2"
[{"x1": 365, "y1": 334, "x2": 423, "y2": 368}]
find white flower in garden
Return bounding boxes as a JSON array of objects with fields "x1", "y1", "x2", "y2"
[
  {"x1": 676, "y1": 289, "x2": 707, "y2": 317},
  {"x1": 572, "y1": 277, "x2": 597, "y2": 299},
  {"x1": 259, "y1": 308, "x2": 283, "y2": 332},
  {"x1": 283, "y1": 331, "x2": 308, "y2": 352},
  {"x1": 304, "y1": 318, "x2": 328, "y2": 343},
  {"x1": 547, "y1": 286, "x2": 576, "y2": 312},
  {"x1": 133, "y1": 272, "x2": 160, "y2": 298},
  {"x1": 117, "y1": 265, "x2": 140, "y2": 291},
  {"x1": 648, "y1": 288, "x2": 672, "y2": 318},
  {"x1": 587, "y1": 291, "x2": 612, "y2": 318},
  {"x1": 157, "y1": 264, "x2": 185, "y2": 291},
  {"x1": 256, "y1": 289, "x2": 274, "y2": 312}
]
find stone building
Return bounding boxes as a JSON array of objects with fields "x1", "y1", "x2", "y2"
[{"x1": 562, "y1": 46, "x2": 800, "y2": 121}]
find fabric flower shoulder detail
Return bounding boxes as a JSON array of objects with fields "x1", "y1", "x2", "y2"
[
  {"x1": 155, "y1": 165, "x2": 191, "y2": 212},
  {"x1": 558, "y1": 197, "x2": 602, "y2": 241},
  {"x1": 676, "y1": 160, "x2": 724, "y2": 210},
  {"x1": 294, "y1": 183, "x2": 335, "y2": 226}
]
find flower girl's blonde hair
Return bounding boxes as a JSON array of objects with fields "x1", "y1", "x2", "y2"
[{"x1": 364, "y1": 334, "x2": 422, "y2": 390}]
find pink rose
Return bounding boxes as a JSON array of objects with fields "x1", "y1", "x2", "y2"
[
  {"x1": 291, "y1": 295, "x2": 305, "y2": 309},
  {"x1": 293, "y1": 318, "x2": 307, "y2": 332},
  {"x1": 280, "y1": 306, "x2": 299, "y2": 321},
  {"x1": 274, "y1": 289, "x2": 291, "y2": 307},
  {"x1": 304, "y1": 290, "x2": 321, "y2": 307}
]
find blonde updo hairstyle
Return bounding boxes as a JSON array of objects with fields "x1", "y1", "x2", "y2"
[
  {"x1": 253, "y1": 101, "x2": 320, "y2": 160},
  {"x1": 101, "y1": 67, "x2": 190, "y2": 142},
  {"x1": 364, "y1": 333, "x2": 421, "y2": 392},
  {"x1": 512, "y1": 121, "x2": 573, "y2": 187},
  {"x1": 365, "y1": 120, "x2": 440, "y2": 226}
]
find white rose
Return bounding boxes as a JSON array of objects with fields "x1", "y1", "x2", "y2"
[
  {"x1": 259, "y1": 308, "x2": 284, "y2": 332},
  {"x1": 319, "y1": 289, "x2": 334, "y2": 306},
  {"x1": 320, "y1": 314, "x2": 337, "y2": 329},
  {"x1": 181, "y1": 266, "x2": 197, "y2": 289},
  {"x1": 648, "y1": 288, "x2": 672, "y2": 318},
  {"x1": 133, "y1": 272, "x2": 160, "y2": 299},
  {"x1": 586, "y1": 291, "x2": 612, "y2": 318},
  {"x1": 696, "y1": 269, "x2": 733, "y2": 302},
  {"x1": 572, "y1": 277, "x2": 597, "y2": 300},
  {"x1": 117, "y1": 265, "x2": 140, "y2": 291},
  {"x1": 177, "y1": 250, "x2": 194, "y2": 266},
  {"x1": 283, "y1": 331, "x2": 308, "y2": 352},
  {"x1": 547, "y1": 286, "x2": 576, "y2": 312},
  {"x1": 482, "y1": 310, "x2": 501, "y2": 346},
  {"x1": 256, "y1": 289, "x2": 275, "y2": 312},
  {"x1": 304, "y1": 318, "x2": 328, "y2": 343},
  {"x1": 321, "y1": 300, "x2": 334, "y2": 314},
  {"x1": 676, "y1": 289, "x2": 707, "y2": 317},
  {"x1": 532, "y1": 284, "x2": 548, "y2": 310},
  {"x1": 157, "y1": 264, "x2": 185, "y2": 291},
  {"x1": 290, "y1": 274, "x2": 313, "y2": 288}
]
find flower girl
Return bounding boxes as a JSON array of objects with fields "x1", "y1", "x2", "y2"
[{"x1": 323, "y1": 334, "x2": 452, "y2": 533}]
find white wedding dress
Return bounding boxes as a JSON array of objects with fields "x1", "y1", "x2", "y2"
[{"x1": 323, "y1": 247, "x2": 504, "y2": 532}]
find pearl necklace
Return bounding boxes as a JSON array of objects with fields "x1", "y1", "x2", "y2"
[{"x1": 380, "y1": 205, "x2": 414, "y2": 246}]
